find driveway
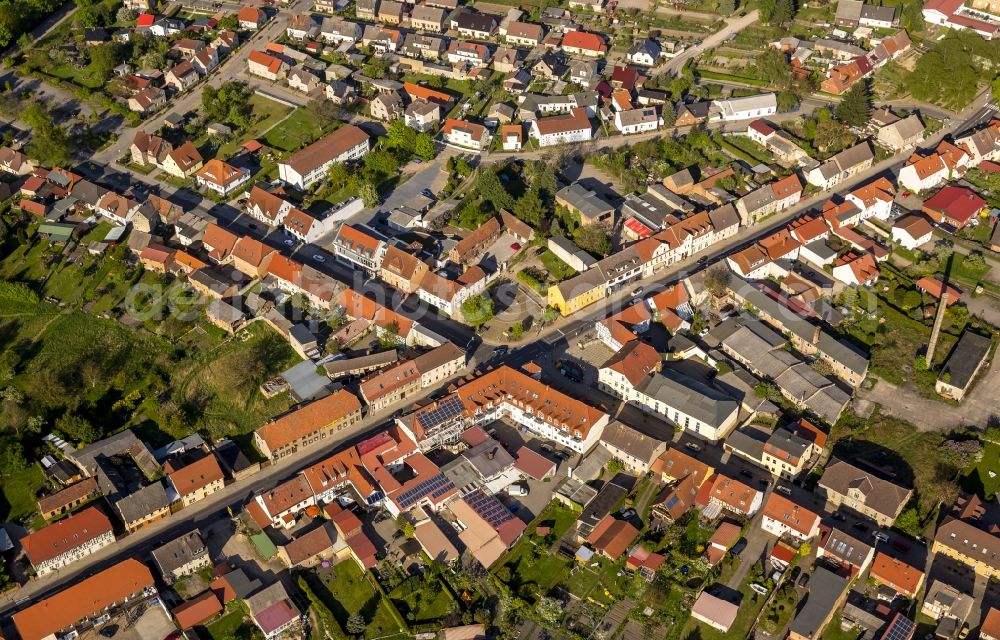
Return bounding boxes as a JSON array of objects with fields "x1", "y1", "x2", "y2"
[{"x1": 856, "y1": 357, "x2": 1000, "y2": 430}]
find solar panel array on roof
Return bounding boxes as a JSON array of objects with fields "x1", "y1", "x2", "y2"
[
  {"x1": 397, "y1": 473, "x2": 454, "y2": 508},
  {"x1": 882, "y1": 614, "x2": 914, "y2": 640},
  {"x1": 464, "y1": 488, "x2": 515, "y2": 528},
  {"x1": 417, "y1": 396, "x2": 465, "y2": 430},
  {"x1": 366, "y1": 491, "x2": 385, "y2": 505}
]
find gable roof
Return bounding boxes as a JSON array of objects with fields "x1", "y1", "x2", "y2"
[
  {"x1": 21, "y1": 506, "x2": 113, "y2": 566},
  {"x1": 256, "y1": 389, "x2": 362, "y2": 453},
  {"x1": 168, "y1": 453, "x2": 224, "y2": 497},
  {"x1": 13, "y1": 559, "x2": 155, "y2": 640}
]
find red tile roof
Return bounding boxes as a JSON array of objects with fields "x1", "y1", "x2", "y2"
[
  {"x1": 923, "y1": 185, "x2": 985, "y2": 226},
  {"x1": 762, "y1": 493, "x2": 819, "y2": 537},
  {"x1": 871, "y1": 552, "x2": 924, "y2": 597},
  {"x1": 256, "y1": 389, "x2": 362, "y2": 453},
  {"x1": 587, "y1": 515, "x2": 639, "y2": 558},
  {"x1": 168, "y1": 453, "x2": 224, "y2": 498},
  {"x1": 562, "y1": 30, "x2": 606, "y2": 53},
  {"x1": 173, "y1": 590, "x2": 223, "y2": 629},
  {"x1": 601, "y1": 339, "x2": 660, "y2": 386},
  {"x1": 513, "y1": 446, "x2": 556, "y2": 480},
  {"x1": 13, "y1": 559, "x2": 155, "y2": 640},
  {"x1": 21, "y1": 506, "x2": 113, "y2": 566}
]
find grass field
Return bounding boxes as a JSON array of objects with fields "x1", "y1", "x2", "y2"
[
  {"x1": 262, "y1": 108, "x2": 329, "y2": 153},
  {"x1": 217, "y1": 95, "x2": 294, "y2": 158},
  {"x1": 831, "y1": 409, "x2": 959, "y2": 518},
  {"x1": 962, "y1": 440, "x2": 1000, "y2": 497},
  {"x1": 312, "y1": 560, "x2": 404, "y2": 639},
  {"x1": 203, "y1": 605, "x2": 262, "y2": 640},
  {"x1": 0, "y1": 464, "x2": 46, "y2": 523},
  {"x1": 389, "y1": 576, "x2": 455, "y2": 624},
  {"x1": 540, "y1": 250, "x2": 577, "y2": 281},
  {"x1": 0, "y1": 221, "x2": 298, "y2": 454}
]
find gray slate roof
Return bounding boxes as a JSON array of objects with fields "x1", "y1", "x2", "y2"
[
  {"x1": 636, "y1": 367, "x2": 739, "y2": 429},
  {"x1": 114, "y1": 481, "x2": 168, "y2": 524}
]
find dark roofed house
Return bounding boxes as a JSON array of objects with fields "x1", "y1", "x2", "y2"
[
  {"x1": 936, "y1": 330, "x2": 992, "y2": 401},
  {"x1": 787, "y1": 566, "x2": 850, "y2": 639},
  {"x1": 818, "y1": 459, "x2": 912, "y2": 527}
]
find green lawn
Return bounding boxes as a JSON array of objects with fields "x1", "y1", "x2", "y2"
[
  {"x1": 389, "y1": 575, "x2": 455, "y2": 624},
  {"x1": 722, "y1": 135, "x2": 775, "y2": 165},
  {"x1": 0, "y1": 464, "x2": 47, "y2": 523},
  {"x1": 823, "y1": 615, "x2": 863, "y2": 640},
  {"x1": 261, "y1": 108, "x2": 330, "y2": 153},
  {"x1": 203, "y1": 605, "x2": 262, "y2": 640},
  {"x1": 217, "y1": 95, "x2": 294, "y2": 158},
  {"x1": 962, "y1": 440, "x2": 1000, "y2": 497},
  {"x1": 540, "y1": 250, "x2": 578, "y2": 281},
  {"x1": 311, "y1": 560, "x2": 404, "y2": 639},
  {"x1": 563, "y1": 557, "x2": 632, "y2": 605},
  {"x1": 0, "y1": 223, "x2": 299, "y2": 450},
  {"x1": 831, "y1": 410, "x2": 959, "y2": 518},
  {"x1": 679, "y1": 577, "x2": 771, "y2": 640},
  {"x1": 759, "y1": 583, "x2": 797, "y2": 635}
]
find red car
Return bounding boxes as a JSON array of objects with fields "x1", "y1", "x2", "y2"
[{"x1": 510, "y1": 243, "x2": 521, "y2": 251}]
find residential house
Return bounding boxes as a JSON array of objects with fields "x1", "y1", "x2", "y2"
[
  {"x1": 278, "y1": 125, "x2": 370, "y2": 190},
  {"x1": 817, "y1": 525, "x2": 874, "y2": 576},
  {"x1": 615, "y1": 107, "x2": 661, "y2": 135},
  {"x1": 877, "y1": 114, "x2": 924, "y2": 151},
  {"x1": 333, "y1": 223, "x2": 386, "y2": 274},
  {"x1": 286, "y1": 13, "x2": 318, "y2": 39},
  {"x1": 254, "y1": 389, "x2": 363, "y2": 460},
  {"x1": 411, "y1": 4, "x2": 446, "y2": 31},
  {"x1": 454, "y1": 11, "x2": 497, "y2": 38},
  {"x1": 676, "y1": 102, "x2": 711, "y2": 126},
  {"x1": 891, "y1": 214, "x2": 934, "y2": 249},
  {"x1": 709, "y1": 93, "x2": 777, "y2": 121},
  {"x1": 921, "y1": 580, "x2": 974, "y2": 622},
  {"x1": 238, "y1": 6, "x2": 267, "y2": 30},
  {"x1": 504, "y1": 21, "x2": 544, "y2": 46},
  {"x1": 832, "y1": 251, "x2": 880, "y2": 287},
  {"x1": 501, "y1": 124, "x2": 522, "y2": 151},
  {"x1": 128, "y1": 86, "x2": 165, "y2": 114},
  {"x1": 898, "y1": 150, "x2": 950, "y2": 193},
  {"x1": 561, "y1": 30, "x2": 607, "y2": 57},
  {"x1": 442, "y1": 119, "x2": 491, "y2": 151},
  {"x1": 196, "y1": 159, "x2": 249, "y2": 196},
  {"x1": 628, "y1": 38, "x2": 661, "y2": 66},
  {"x1": 167, "y1": 453, "x2": 224, "y2": 507},
  {"x1": 370, "y1": 92, "x2": 405, "y2": 122},
  {"x1": 130, "y1": 129, "x2": 171, "y2": 167},
  {"x1": 761, "y1": 493, "x2": 820, "y2": 541},
  {"x1": 870, "y1": 552, "x2": 925, "y2": 599},
  {"x1": 150, "y1": 531, "x2": 211, "y2": 584},
  {"x1": 922, "y1": 185, "x2": 986, "y2": 229},
  {"x1": 818, "y1": 458, "x2": 912, "y2": 526},
  {"x1": 529, "y1": 107, "x2": 592, "y2": 147},
  {"x1": 20, "y1": 506, "x2": 115, "y2": 577},
  {"x1": 587, "y1": 515, "x2": 640, "y2": 560},
  {"x1": 247, "y1": 50, "x2": 288, "y2": 81},
  {"x1": 12, "y1": 559, "x2": 156, "y2": 640},
  {"x1": 598, "y1": 420, "x2": 668, "y2": 474},
  {"x1": 246, "y1": 582, "x2": 302, "y2": 639},
  {"x1": 377, "y1": 0, "x2": 404, "y2": 24},
  {"x1": 114, "y1": 481, "x2": 170, "y2": 533},
  {"x1": 805, "y1": 142, "x2": 875, "y2": 190},
  {"x1": 381, "y1": 245, "x2": 430, "y2": 293},
  {"x1": 707, "y1": 473, "x2": 764, "y2": 517},
  {"x1": 162, "y1": 142, "x2": 203, "y2": 178}
]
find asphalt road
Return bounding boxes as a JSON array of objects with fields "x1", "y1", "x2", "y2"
[{"x1": 531, "y1": 90, "x2": 997, "y2": 348}]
